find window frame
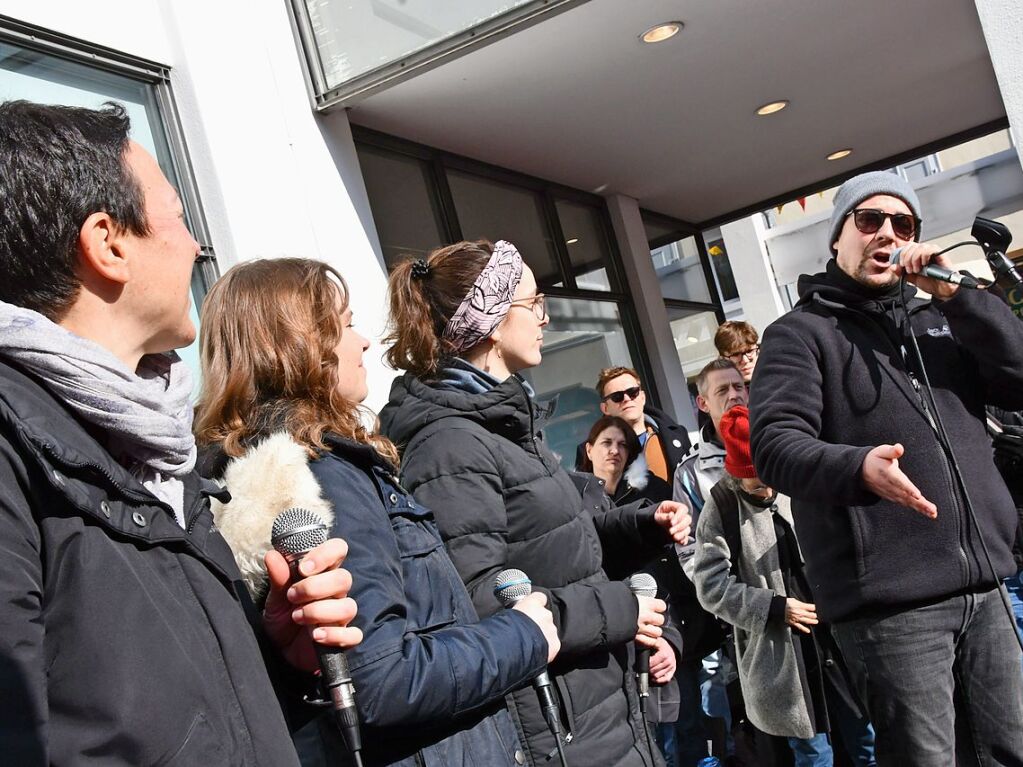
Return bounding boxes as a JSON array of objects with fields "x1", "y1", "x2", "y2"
[
  {"x1": 0, "y1": 13, "x2": 219, "y2": 295},
  {"x1": 352, "y1": 124, "x2": 661, "y2": 402}
]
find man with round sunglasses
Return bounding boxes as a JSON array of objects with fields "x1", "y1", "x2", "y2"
[
  {"x1": 749, "y1": 170, "x2": 1023, "y2": 765},
  {"x1": 575, "y1": 366, "x2": 692, "y2": 496}
]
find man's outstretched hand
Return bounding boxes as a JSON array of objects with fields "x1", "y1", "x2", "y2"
[
  {"x1": 861, "y1": 443, "x2": 937, "y2": 519},
  {"x1": 263, "y1": 537, "x2": 363, "y2": 673}
]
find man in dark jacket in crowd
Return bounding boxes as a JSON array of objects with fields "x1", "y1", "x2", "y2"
[
  {"x1": 576, "y1": 366, "x2": 692, "y2": 484},
  {"x1": 750, "y1": 170, "x2": 1023, "y2": 766},
  {"x1": 0, "y1": 100, "x2": 359, "y2": 764}
]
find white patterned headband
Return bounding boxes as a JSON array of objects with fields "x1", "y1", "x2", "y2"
[{"x1": 442, "y1": 240, "x2": 524, "y2": 354}]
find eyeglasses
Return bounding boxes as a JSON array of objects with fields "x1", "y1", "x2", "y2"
[
  {"x1": 602, "y1": 385, "x2": 643, "y2": 404},
  {"x1": 725, "y1": 345, "x2": 760, "y2": 363},
  {"x1": 509, "y1": 293, "x2": 547, "y2": 321},
  {"x1": 847, "y1": 208, "x2": 920, "y2": 241}
]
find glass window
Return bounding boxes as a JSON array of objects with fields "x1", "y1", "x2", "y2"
[
  {"x1": 303, "y1": 0, "x2": 536, "y2": 92},
  {"x1": 666, "y1": 305, "x2": 721, "y2": 379},
  {"x1": 555, "y1": 198, "x2": 614, "y2": 291},
  {"x1": 447, "y1": 170, "x2": 562, "y2": 286},
  {"x1": 358, "y1": 146, "x2": 446, "y2": 268},
  {"x1": 520, "y1": 296, "x2": 635, "y2": 469},
  {"x1": 0, "y1": 40, "x2": 211, "y2": 394},
  {"x1": 705, "y1": 235, "x2": 739, "y2": 302},
  {"x1": 652, "y1": 236, "x2": 713, "y2": 303}
]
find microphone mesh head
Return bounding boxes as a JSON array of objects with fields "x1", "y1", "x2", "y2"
[
  {"x1": 627, "y1": 572, "x2": 658, "y2": 598},
  {"x1": 493, "y1": 568, "x2": 532, "y2": 607},
  {"x1": 271, "y1": 507, "x2": 329, "y2": 557}
]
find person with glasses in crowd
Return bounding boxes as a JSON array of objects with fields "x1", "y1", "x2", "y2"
[
  {"x1": 713, "y1": 322, "x2": 760, "y2": 387},
  {"x1": 575, "y1": 366, "x2": 692, "y2": 494},
  {"x1": 750, "y1": 171, "x2": 1023, "y2": 765},
  {"x1": 378, "y1": 239, "x2": 692, "y2": 767}
]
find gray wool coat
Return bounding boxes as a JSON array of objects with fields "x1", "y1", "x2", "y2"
[{"x1": 691, "y1": 477, "x2": 816, "y2": 740}]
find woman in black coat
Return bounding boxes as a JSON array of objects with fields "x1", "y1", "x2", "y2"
[
  {"x1": 193, "y1": 257, "x2": 559, "y2": 767},
  {"x1": 379, "y1": 239, "x2": 691, "y2": 767}
]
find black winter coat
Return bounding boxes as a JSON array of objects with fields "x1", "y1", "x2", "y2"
[
  {"x1": 0, "y1": 359, "x2": 304, "y2": 766},
  {"x1": 207, "y1": 432, "x2": 547, "y2": 767},
  {"x1": 379, "y1": 373, "x2": 668, "y2": 767},
  {"x1": 750, "y1": 264, "x2": 1023, "y2": 621}
]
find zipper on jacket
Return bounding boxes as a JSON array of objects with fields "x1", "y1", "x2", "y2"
[
  {"x1": 39, "y1": 440, "x2": 164, "y2": 508},
  {"x1": 902, "y1": 352, "x2": 972, "y2": 588},
  {"x1": 511, "y1": 376, "x2": 555, "y2": 476}
]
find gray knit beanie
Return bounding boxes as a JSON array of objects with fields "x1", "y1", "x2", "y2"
[{"x1": 827, "y1": 171, "x2": 921, "y2": 255}]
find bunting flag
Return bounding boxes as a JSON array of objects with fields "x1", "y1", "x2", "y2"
[
  {"x1": 776, "y1": 204, "x2": 785, "y2": 215},
  {"x1": 797, "y1": 197, "x2": 807, "y2": 211},
  {"x1": 708, "y1": 245, "x2": 724, "y2": 256}
]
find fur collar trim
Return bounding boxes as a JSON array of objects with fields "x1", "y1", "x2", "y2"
[
  {"x1": 624, "y1": 452, "x2": 650, "y2": 490},
  {"x1": 210, "y1": 432, "x2": 332, "y2": 600}
]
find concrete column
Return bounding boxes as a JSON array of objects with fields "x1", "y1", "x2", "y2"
[
  {"x1": 719, "y1": 214, "x2": 786, "y2": 333},
  {"x1": 604, "y1": 194, "x2": 697, "y2": 433},
  {"x1": 975, "y1": 0, "x2": 1023, "y2": 168}
]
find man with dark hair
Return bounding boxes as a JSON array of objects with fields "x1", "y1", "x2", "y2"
[
  {"x1": 575, "y1": 365, "x2": 691, "y2": 492},
  {"x1": 0, "y1": 100, "x2": 360, "y2": 764},
  {"x1": 750, "y1": 170, "x2": 1023, "y2": 765}
]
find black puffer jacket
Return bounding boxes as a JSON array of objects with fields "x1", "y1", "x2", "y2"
[
  {"x1": 0, "y1": 358, "x2": 305, "y2": 766},
  {"x1": 379, "y1": 373, "x2": 667, "y2": 767},
  {"x1": 751, "y1": 263, "x2": 1023, "y2": 621}
]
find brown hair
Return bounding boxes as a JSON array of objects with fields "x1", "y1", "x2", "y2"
[
  {"x1": 695, "y1": 357, "x2": 742, "y2": 397},
  {"x1": 578, "y1": 415, "x2": 640, "y2": 473},
  {"x1": 713, "y1": 321, "x2": 759, "y2": 356},
  {"x1": 384, "y1": 240, "x2": 494, "y2": 378},
  {"x1": 194, "y1": 257, "x2": 398, "y2": 465},
  {"x1": 595, "y1": 366, "x2": 642, "y2": 398}
]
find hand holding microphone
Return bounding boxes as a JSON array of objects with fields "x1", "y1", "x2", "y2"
[
  {"x1": 509, "y1": 591, "x2": 561, "y2": 663},
  {"x1": 889, "y1": 243, "x2": 980, "y2": 298},
  {"x1": 628, "y1": 573, "x2": 661, "y2": 703},
  {"x1": 269, "y1": 508, "x2": 363, "y2": 761}
]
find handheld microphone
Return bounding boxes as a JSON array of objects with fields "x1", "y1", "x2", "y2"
[
  {"x1": 890, "y1": 248, "x2": 980, "y2": 289},
  {"x1": 493, "y1": 569, "x2": 565, "y2": 745},
  {"x1": 627, "y1": 573, "x2": 658, "y2": 701},
  {"x1": 272, "y1": 508, "x2": 362, "y2": 761}
]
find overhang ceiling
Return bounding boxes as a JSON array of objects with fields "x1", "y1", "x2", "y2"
[{"x1": 347, "y1": 0, "x2": 1007, "y2": 227}]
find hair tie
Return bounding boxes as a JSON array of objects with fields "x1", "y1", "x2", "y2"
[{"x1": 410, "y1": 259, "x2": 431, "y2": 280}]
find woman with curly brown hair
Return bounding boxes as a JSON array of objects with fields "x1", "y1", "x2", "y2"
[{"x1": 194, "y1": 257, "x2": 559, "y2": 767}]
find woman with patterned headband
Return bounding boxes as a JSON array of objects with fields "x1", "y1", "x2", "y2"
[{"x1": 379, "y1": 239, "x2": 692, "y2": 767}]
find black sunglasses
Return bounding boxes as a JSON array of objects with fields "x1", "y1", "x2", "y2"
[
  {"x1": 602, "y1": 385, "x2": 642, "y2": 404},
  {"x1": 847, "y1": 208, "x2": 919, "y2": 241}
]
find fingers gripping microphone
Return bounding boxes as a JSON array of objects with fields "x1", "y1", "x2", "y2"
[
  {"x1": 627, "y1": 573, "x2": 658, "y2": 701},
  {"x1": 890, "y1": 248, "x2": 980, "y2": 289},
  {"x1": 493, "y1": 570, "x2": 566, "y2": 748},
  {"x1": 272, "y1": 508, "x2": 362, "y2": 761}
]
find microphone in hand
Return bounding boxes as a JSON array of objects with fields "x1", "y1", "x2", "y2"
[
  {"x1": 627, "y1": 573, "x2": 659, "y2": 700},
  {"x1": 494, "y1": 569, "x2": 565, "y2": 743},
  {"x1": 890, "y1": 247, "x2": 980, "y2": 289},
  {"x1": 272, "y1": 507, "x2": 362, "y2": 759}
]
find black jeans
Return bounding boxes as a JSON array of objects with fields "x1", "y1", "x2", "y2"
[{"x1": 833, "y1": 587, "x2": 1023, "y2": 767}]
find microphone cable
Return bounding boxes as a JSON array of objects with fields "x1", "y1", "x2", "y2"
[{"x1": 895, "y1": 240, "x2": 1023, "y2": 653}]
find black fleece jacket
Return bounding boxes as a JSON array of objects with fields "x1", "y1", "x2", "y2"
[{"x1": 750, "y1": 261, "x2": 1023, "y2": 621}]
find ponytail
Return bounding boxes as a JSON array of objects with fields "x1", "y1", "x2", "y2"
[{"x1": 384, "y1": 240, "x2": 492, "y2": 378}]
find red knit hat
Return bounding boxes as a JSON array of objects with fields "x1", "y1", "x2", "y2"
[{"x1": 719, "y1": 405, "x2": 756, "y2": 479}]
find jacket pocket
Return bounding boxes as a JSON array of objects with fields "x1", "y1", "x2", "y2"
[
  {"x1": 847, "y1": 505, "x2": 870, "y2": 578},
  {"x1": 155, "y1": 711, "x2": 226, "y2": 766},
  {"x1": 392, "y1": 513, "x2": 459, "y2": 632}
]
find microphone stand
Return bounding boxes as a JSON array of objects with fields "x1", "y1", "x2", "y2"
[{"x1": 973, "y1": 217, "x2": 1022, "y2": 291}]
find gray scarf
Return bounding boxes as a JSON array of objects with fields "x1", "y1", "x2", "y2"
[{"x1": 0, "y1": 301, "x2": 197, "y2": 525}]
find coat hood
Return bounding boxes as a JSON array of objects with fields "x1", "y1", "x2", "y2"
[
  {"x1": 795, "y1": 259, "x2": 920, "y2": 313},
  {"x1": 378, "y1": 372, "x2": 557, "y2": 450}
]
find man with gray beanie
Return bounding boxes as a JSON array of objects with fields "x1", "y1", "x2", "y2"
[{"x1": 748, "y1": 170, "x2": 1023, "y2": 765}]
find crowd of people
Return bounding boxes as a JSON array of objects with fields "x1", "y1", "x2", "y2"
[{"x1": 1, "y1": 99, "x2": 1021, "y2": 767}]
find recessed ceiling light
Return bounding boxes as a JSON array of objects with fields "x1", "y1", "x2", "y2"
[
  {"x1": 756, "y1": 100, "x2": 789, "y2": 116},
  {"x1": 827, "y1": 148, "x2": 853, "y2": 161},
  {"x1": 640, "y1": 22, "x2": 683, "y2": 44},
  {"x1": 687, "y1": 336, "x2": 699, "y2": 343},
  {"x1": 566, "y1": 238, "x2": 579, "y2": 245}
]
